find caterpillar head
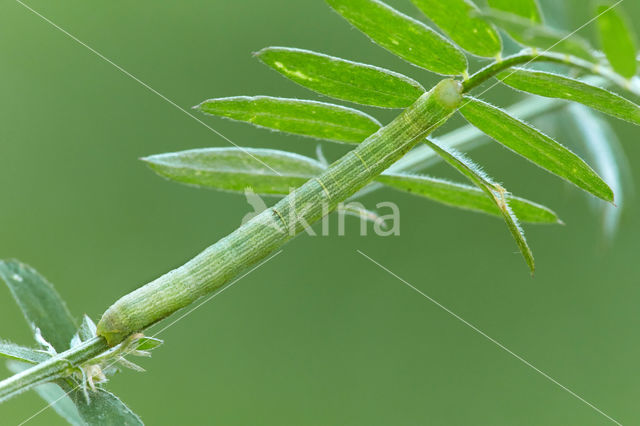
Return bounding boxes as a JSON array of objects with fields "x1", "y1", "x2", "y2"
[{"x1": 96, "y1": 305, "x2": 133, "y2": 347}]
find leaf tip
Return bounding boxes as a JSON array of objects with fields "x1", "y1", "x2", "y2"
[
  {"x1": 252, "y1": 47, "x2": 270, "y2": 58},
  {"x1": 526, "y1": 255, "x2": 535, "y2": 276},
  {"x1": 604, "y1": 187, "x2": 616, "y2": 205},
  {"x1": 140, "y1": 155, "x2": 163, "y2": 172}
]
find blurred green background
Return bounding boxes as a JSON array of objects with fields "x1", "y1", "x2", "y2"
[{"x1": 1, "y1": 0, "x2": 639, "y2": 424}]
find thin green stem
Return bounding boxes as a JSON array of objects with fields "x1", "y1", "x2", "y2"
[
  {"x1": 462, "y1": 50, "x2": 637, "y2": 94},
  {"x1": 0, "y1": 337, "x2": 108, "y2": 403}
]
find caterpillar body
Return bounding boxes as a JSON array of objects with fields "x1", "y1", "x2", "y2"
[{"x1": 96, "y1": 79, "x2": 463, "y2": 346}]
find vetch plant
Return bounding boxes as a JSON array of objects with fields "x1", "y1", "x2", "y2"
[{"x1": 2, "y1": 0, "x2": 640, "y2": 423}]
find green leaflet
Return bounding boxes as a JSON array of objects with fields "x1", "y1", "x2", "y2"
[
  {"x1": 0, "y1": 340, "x2": 50, "y2": 364},
  {"x1": 255, "y1": 47, "x2": 425, "y2": 108},
  {"x1": 326, "y1": 0, "x2": 467, "y2": 75},
  {"x1": 70, "y1": 315, "x2": 98, "y2": 349},
  {"x1": 78, "y1": 315, "x2": 97, "y2": 341},
  {"x1": 499, "y1": 69, "x2": 640, "y2": 126},
  {"x1": 596, "y1": 4, "x2": 637, "y2": 79},
  {"x1": 423, "y1": 138, "x2": 535, "y2": 273},
  {"x1": 65, "y1": 384, "x2": 144, "y2": 426},
  {"x1": 377, "y1": 172, "x2": 560, "y2": 224},
  {"x1": 460, "y1": 97, "x2": 613, "y2": 202},
  {"x1": 39, "y1": 382, "x2": 86, "y2": 426},
  {"x1": 487, "y1": 0, "x2": 542, "y2": 23},
  {"x1": 143, "y1": 148, "x2": 327, "y2": 195},
  {"x1": 482, "y1": 9, "x2": 595, "y2": 61},
  {"x1": 0, "y1": 260, "x2": 77, "y2": 352},
  {"x1": 412, "y1": 0, "x2": 502, "y2": 58},
  {"x1": 136, "y1": 337, "x2": 163, "y2": 352},
  {"x1": 196, "y1": 96, "x2": 381, "y2": 144}
]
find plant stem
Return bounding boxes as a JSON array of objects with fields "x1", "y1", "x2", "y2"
[
  {"x1": 0, "y1": 337, "x2": 108, "y2": 403},
  {"x1": 462, "y1": 50, "x2": 638, "y2": 94}
]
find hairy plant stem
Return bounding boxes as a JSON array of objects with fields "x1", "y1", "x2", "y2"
[
  {"x1": 462, "y1": 50, "x2": 640, "y2": 94},
  {"x1": 0, "y1": 337, "x2": 108, "y2": 402}
]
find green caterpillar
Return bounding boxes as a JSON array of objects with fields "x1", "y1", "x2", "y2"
[{"x1": 96, "y1": 79, "x2": 463, "y2": 346}]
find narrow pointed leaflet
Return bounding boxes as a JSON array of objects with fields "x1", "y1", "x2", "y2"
[
  {"x1": 412, "y1": 0, "x2": 501, "y2": 58},
  {"x1": 256, "y1": 47, "x2": 425, "y2": 108},
  {"x1": 326, "y1": 0, "x2": 467, "y2": 75},
  {"x1": 460, "y1": 97, "x2": 613, "y2": 202},
  {"x1": 423, "y1": 138, "x2": 535, "y2": 273},
  {"x1": 196, "y1": 96, "x2": 381, "y2": 144}
]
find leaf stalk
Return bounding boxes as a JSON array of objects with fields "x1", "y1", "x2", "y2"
[{"x1": 462, "y1": 50, "x2": 638, "y2": 94}]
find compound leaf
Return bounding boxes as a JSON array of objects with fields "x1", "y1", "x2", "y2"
[
  {"x1": 196, "y1": 96, "x2": 380, "y2": 144},
  {"x1": 596, "y1": 4, "x2": 637, "y2": 79},
  {"x1": 499, "y1": 69, "x2": 640, "y2": 126},
  {"x1": 256, "y1": 47, "x2": 425, "y2": 108},
  {"x1": 326, "y1": 0, "x2": 467, "y2": 75},
  {"x1": 460, "y1": 97, "x2": 613, "y2": 202},
  {"x1": 143, "y1": 148, "x2": 326, "y2": 195},
  {"x1": 412, "y1": 0, "x2": 502, "y2": 58},
  {"x1": 377, "y1": 172, "x2": 560, "y2": 224},
  {"x1": 0, "y1": 260, "x2": 77, "y2": 352}
]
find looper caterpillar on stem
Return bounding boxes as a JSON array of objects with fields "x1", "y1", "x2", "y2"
[{"x1": 95, "y1": 79, "x2": 463, "y2": 346}]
